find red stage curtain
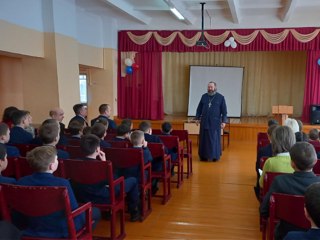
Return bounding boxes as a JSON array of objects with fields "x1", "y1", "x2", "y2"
[
  {"x1": 302, "y1": 50, "x2": 320, "y2": 123},
  {"x1": 118, "y1": 52, "x2": 164, "y2": 120},
  {"x1": 119, "y1": 28, "x2": 320, "y2": 52}
]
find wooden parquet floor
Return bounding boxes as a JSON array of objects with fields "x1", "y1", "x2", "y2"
[{"x1": 93, "y1": 140, "x2": 261, "y2": 239}]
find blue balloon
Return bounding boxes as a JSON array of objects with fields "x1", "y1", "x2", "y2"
[
  {"x1": 126, "y1": 66, "x2": 133, "y2": 74},
  {"x1": 318, "y1": 58, "x2": 320, "y2": 66}
]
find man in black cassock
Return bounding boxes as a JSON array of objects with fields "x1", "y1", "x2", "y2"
[{"x1": 195, "y1": 81, "x2": 227, "y2": 161}]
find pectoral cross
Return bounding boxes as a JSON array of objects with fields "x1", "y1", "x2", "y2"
[{"x1": 208, "y1": 103, "x2": 212, "y2": 108}]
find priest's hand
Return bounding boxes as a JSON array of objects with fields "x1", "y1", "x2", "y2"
[{"x1": 221, "y1": 123, "x2": 226, "y2": 129}]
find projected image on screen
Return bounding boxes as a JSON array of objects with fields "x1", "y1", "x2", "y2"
[{"x1": 188, "y1": 66, "x2": 244, "y2": 117}]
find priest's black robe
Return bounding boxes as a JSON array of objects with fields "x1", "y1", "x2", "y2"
[{"x1": 196, "y1": 92, "x2": 227, "y2": 160}]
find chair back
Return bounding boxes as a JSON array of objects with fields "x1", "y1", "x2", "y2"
[
  {"x1": 0, "y1": 184, "x2": 70, "y2": 218},
  {"x1": 62, "y1": 146, "x2": 84, "y2": 159},
  {"x1": 262, "y1": 172, "x2": 288, "y2": 197},
  {"x1": 66, "y1": 138, "x2": 81, "y2": 146},
  {"x1": 104, "y1": 133, "x2": 116, "y2": 141},
  {"x1": 148, "y1": 143, "x2": 166, "y2": 159},
  {"x1": 105, "y1": 147, "x2": 144, "y2": 169},
  {"x1": 269, "y1": 193, "x2": 310, "y2": 240},
  {"x1": 63, "y1": 159, "x2": 112, "y2": 185},
  {"x1": 1, "y1": 157, "x2": 17, "y2": 177},
  {"x1": 151, "y1": 129, "x2": 162, "y2": 135},
  {"x1": 15, "y1": 157, "x2": 34, "y2": 179},
  {"x1": 0, "y1": 184, "x2": 92, "y2": 239},
  {"x1": 109, "y1": 141, "x2": 131, "y2": 148},
  {"x1": 8, "y1": 144, "x2": 39, "y2": 157},
  {"x1": 158, "y1": 135, "x2": 180, "y2": 150},
  {"x1": 314, "y1": 159, "x2": 320, "y2": 174},
  {"x1": 260, "y1": 156, "x2": 269, "y2": 169}
]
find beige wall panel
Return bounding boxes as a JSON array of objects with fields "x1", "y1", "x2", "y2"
[
  {"x1": 54, "y1": 34, "x2": 80, "y2": 124},
  {"x1": 21, "y1": 33, "x2": 59, "y2": 124},
  {"x1": 87, "y1": 48, "x2": 118, "y2": 122},
  {"x1": 0, "y1": 20, "x2": 44, "y2": 58},
  {"x1": 0, "y1": 56, "x2": 24, "y2": 119},
  {"x1": 78, "y1": 43, "x2": 103, "y2": 68}
]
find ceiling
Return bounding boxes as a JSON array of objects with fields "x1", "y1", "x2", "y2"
[{"x1": 76, "y1": 0, "x2": 320, "y2": 30}]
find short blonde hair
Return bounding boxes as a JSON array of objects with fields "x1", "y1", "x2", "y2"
[
  {"x1": 130, "y1": 130, "x2": 144, "y2": 146},
  {"x1": 26, "y1": 146, "x2": 57, "y2": 172}
]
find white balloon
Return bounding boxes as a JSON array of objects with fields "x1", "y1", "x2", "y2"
[
  {"x1": 124, "y1": 58, "x2": 133, "y2": 66},
  {"x1": 229, "y1": 37, "x2": 235, "y2": 42},
  {"x1": 224, "y1": 40, "x2": 231, "y2": 47},
  {"x1": 231, "y1": 41, "x2": 237, "y2": 48}
]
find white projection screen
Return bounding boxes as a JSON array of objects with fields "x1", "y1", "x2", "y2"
[{"x1": 188, "y1": 66, "x2": 244, "y2": 117}]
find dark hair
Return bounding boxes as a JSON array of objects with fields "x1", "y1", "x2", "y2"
[
  {"x1": 2, "y1": 106, "x2": 19, "y2": 122},
  {"x1": 289, "y1": 142, "x2": 316, "y2": 171},
  {"x1": 82, "y1": 126, "x2": 91, "y2": 135},
  {"x1": 98, "y1": 104, "x2": 109, "y2": 114},
  {"x1": 121, "y1": 119, "x2": 132, "y2": 129},
  {"x1": 91, "y1": 123, "x2": 106, "y2": 139},
  {"x1": 0, "y1": 122, "x2": 9, "y2": 136},
  {"x1": 309, "y1": 129, "x2": 319, "y2": 141},
  {"x1": 80, "y1": 134, "x2": 100, "y2": 156},
  {"x1": 116, "y1": 124, "x2": 131, "y2": 136},
  {"x1": 0, "y1": 143, "x2": 6, "y2": 160},
  {"x1": 68, "y1": 120, "x2": 84, "y2": 135},
  {"x1": 267, "y1": 124, "x2": 277, "y2": 137},
  {"x1": 271, "y1": 126, "x2": 296, "y2": 155},
  {"x1": 305, "y1": 183, "x2": 320, "y2": 228},
  {"x1": 73, "y1": 103, "x2": 86, "y2": 115},
  {"x1": 39, "y1": 123, "x2": 59, "y2": 144},
  {"x1": 139, "y1": 121, "x2": 151, "y2": 133},
  {"x1": 26, "y1": 146, "x2": 57, "y2": 172},
  {"x1": 95, "y1": 117, "x2": 109, "y2": 129},
  {"x1": 11, "y1": 110, "x2": 29, "y2": 125},
  {"x1": 268, "y1": 119, "x2": 278, "y2": 127},
  {"x1": 161, "y1": 122, "x2": 172, "y2": 134}
]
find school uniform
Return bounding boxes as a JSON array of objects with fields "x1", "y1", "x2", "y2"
[
  {"x1": 100, "y1": 139, "x2": 111, "y2": 148},
  {"x1": 74, "y1": 157, "x2": 139, "y2": 213},
  {"x1": 68, "y1": 115, "x2": 88, "y2": 127},
  {"x1": 0, "y1": 143, "x2": 20, "y2": 157},
  {"x1": 9, "y1": 126, "x2": 33, "y2": 144},
  {"x1": 16, "y1": 172, "x2": 85, "y2": 238},
  {"x1": 91, "y1": 115, "x2": 117, "y2": 129},
  {"x1": 0, "y1": 175, "x2": 16, "y2": 184},
  {"x1": 284, "y1": 228, "x2": 320, "y2": 240}
]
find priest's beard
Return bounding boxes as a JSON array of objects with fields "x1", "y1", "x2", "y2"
[{"x1": 207, "y1": 90, "x2": 216, "y2": 96}]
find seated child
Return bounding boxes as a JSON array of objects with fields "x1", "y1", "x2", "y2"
[
  {"x1": 16, "y1": 146, "x2": 100, "y2": 238},
  {"x1": 9, "y1": 110, "x2": 33, "y2": 144},
  {"x1": 0, "y1": 144, "x2": 16, "y2": 184},
  {"x1": 68, "y1": 120, "x2": 85, "y2": 139},
  {"x1": 0, "y1": 123, "x2": 20, "y2": 157},
  {"x1": 78, "y1": 134, "x2": 140, "y2": 221},
  {"x1": 112, "y1": 124, "x2": 131, "y2": 142},
  {"x1": 284, "y1": 182, "x2": 320, "y2": 240},
  {"x1": 260, "y1": 142, "x2": 320, "y2": 239},
  {"x1": 161, "y1": 121, "x2": 173, "y2": 135},
  {"x1": 39, "y1": 121, "x2": 70, "y2": 159},
  {"x1": 130, "y1": 130, "x2": 158, "y2": 193},
  {"x1": 91, "y1": 123, "x2": 111, "y2": 148}
]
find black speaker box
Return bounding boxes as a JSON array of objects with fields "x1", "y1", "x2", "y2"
[{"x1": 310, "y1": 105, "x2": 320, "y2": 124}]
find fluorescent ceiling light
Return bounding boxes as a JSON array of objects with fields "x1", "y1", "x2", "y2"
[{"x1": 170, "y1": 7, "x2": 184, "y2": 20}]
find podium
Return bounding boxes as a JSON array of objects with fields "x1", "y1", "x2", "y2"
[{"x1": 272, "y1": 105, "x2": 293, "y2": 125}]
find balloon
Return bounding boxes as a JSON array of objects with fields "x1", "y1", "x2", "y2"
[
  {"x1": 224, "y1": 40, "x2": 231, "y2": 47},
  {"x1": 124, "y1": 58, "x2": 133, "y2": 66},
  {"x1": 126, "y1": 66, "x2": 133, "y2": 74},
  {"x1": 318, "y1": 58, "x2": 320, "y2": 66},
  {"x1": 229, "y1": 37, "x2": 234, "y2": 42},
  {"x1": 132, "y1": 63, "x2": 139, "y2": 70},
  {"x1": 231, "y1": 41, "x2": 237, "y2": 49}
]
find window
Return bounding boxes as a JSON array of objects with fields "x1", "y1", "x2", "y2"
[{"x1": 79, "y1": 74, "x2": 88, "y2": 103}]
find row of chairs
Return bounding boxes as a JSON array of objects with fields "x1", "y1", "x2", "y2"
[{"x1": 1, "y1": 144, "x2": 175, "y2": 239}]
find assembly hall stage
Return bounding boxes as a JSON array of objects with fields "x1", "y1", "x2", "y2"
[{"x1": 115, "y1": 116, "x2": 318, "y2": 143}]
